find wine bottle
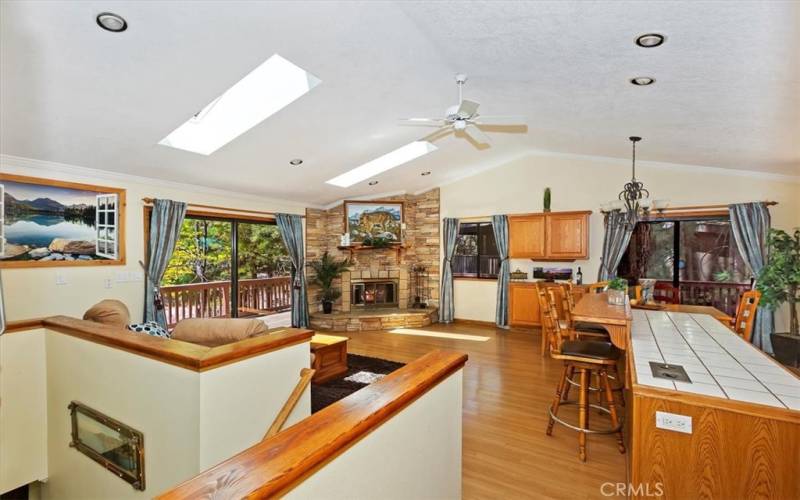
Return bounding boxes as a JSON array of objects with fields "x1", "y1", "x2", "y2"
[{"x1": 576, "y1": 267, "x2": 583, "y2": 285}]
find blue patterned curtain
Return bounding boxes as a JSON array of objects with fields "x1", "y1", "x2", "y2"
[
  {"x1": 598, "y1": 211, "x2": 634, "y2": 281},
  {"x1": 729, "y1": 202, "x2": 773, "y2": 353},
  {"x1": 439, "y1": 218, "x2": 459, "y2": 323},
  {"x1": 276, "y1": 213, "x2": 309, "y2": 328},
  {"x1": 492, "y1": 215, "x2": 510, "y2": 328},
  {"x1": 145, "y1": 199, "x2": 187, "y2": 328}
]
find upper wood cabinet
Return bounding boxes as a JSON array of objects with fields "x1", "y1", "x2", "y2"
[
  {"x1": 508, "y1": 214, "x2": 546, "y2": 259},
  {"x1": 509, "y1": 211, "x2": 591, "y2": 261}
]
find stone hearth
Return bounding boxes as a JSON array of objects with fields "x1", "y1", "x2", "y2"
[{"x1": 310, "y1": 307, "x2": 438, "y2": 332}]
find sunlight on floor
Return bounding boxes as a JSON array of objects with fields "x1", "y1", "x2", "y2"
[{"x1": 388, "y1": 328, "x2": 491, "y2": 342}]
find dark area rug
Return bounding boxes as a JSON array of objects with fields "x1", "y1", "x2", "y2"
[{"x1": 311, "y1": 354, "x2": 405, "y2": 413}]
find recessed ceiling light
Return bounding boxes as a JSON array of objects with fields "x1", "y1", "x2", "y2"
[
  {"x1": 421, "y1": 171, "x2": 431, "y2": 176},
  {"x1": 369, "y1": 180, "x2": 379, "y2": 186},
  {"x1": 635, "y1": 33, "x2": 665, "y2": 48},
  {"x1": 630, "y1": 77, "x2": 655, "y2": 86},
  {"x1": 289, "y1": 158, "x2": 303, "y2": 166},
  {"x1": 326, "y1": 141, "x2": 438, "y2": 188},
  {"x1": 159, "y1": 54, "x2": 321, "y2": 155},
  {"x1": 96, "y1": 12, "x2": 127, "y2": 32}
]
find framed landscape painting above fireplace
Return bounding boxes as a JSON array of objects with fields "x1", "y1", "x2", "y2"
[
  {"x1": 0, "y1": 173, "x2": 126, "y2": 268},
  {"x1": 344, "y1": 200, "x2": 403, "y2": 245}
]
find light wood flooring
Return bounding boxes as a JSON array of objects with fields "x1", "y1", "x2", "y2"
[{"x1": 344, "y1": 321, "x2": 627, "y2": 500}]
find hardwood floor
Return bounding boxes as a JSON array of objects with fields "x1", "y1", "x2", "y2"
[{"x1": 344, "y1": 322, "x2": 627, "y2": 499}]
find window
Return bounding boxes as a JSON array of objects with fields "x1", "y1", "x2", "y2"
[
  {"x1": 453, "y1": 222, "x2": 499, "y2": 279},
  {"x1": 155, "y1": 213, "x2": 292, "y2": 327},
  {"x1": 95, "y1": 194, "x2": 118, "y2": 259},
  {"x1": 618, "y1": 216, "x2": 751, "y2": 315}
]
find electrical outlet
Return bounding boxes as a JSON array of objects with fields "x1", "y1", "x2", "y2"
[
  {"x1": 55, "y1": 273, "x2": 68, "y2": 285},
  {"x1": 655, "y1": 411, "x2": 692, "y2": 434}
]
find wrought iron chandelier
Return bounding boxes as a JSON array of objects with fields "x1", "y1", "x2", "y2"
[{"x1": 619, "y1": 136, "x2": 649, "y2": 225}]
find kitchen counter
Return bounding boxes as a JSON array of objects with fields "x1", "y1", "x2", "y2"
[
  {"x1": 630, "y1": 310, "x2": 800, "y2": 409},
  {"x1": 627, "y1": 310, "x2": 799, "y2": 499}
]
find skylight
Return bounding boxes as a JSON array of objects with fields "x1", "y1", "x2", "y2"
[
  {"x1": 159, "y1": 54, "x2": 321, "y2": 155},
  {"x1": 326, "y1": 141, "x2": 438, "y2": 188}
]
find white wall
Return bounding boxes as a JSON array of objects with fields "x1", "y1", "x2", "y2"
[
  {"x1": 198, "y1": 342, "x2": 310, "y2": 469},
  {"x1": 440, "y1": 152, "x2": 800, "y2": 326},
  {"x1": 286, "y1": 370, "x2": 463, "y2": 500},
  {"x1": 0, "y1": 155, "x2": 308, "y2": 322},
  {"x1": 0, "y1": 330, "x2": 47, "y2": 493}
]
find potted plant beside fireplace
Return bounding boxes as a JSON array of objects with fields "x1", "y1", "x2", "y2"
[
  {"x1": 756, "y1": 228, "x2": 800, "y2": 366},
  {"x1": 309, "y1": 251, "x2": 352, "y2": 314}
]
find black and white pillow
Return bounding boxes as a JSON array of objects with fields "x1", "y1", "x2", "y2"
[{"x1": 127, "y1": 321, "x2": 170, "y2": 339}]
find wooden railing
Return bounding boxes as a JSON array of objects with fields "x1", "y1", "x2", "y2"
[
  {"x1": 161, "y1": 277, "x2": 292, "y2": 328},
  {"x1": 654, "y1": 280, "x2": 751, "y2": 317},
  {"x1": 157, "y1": 350, "x2": 468, "y2": 499}
]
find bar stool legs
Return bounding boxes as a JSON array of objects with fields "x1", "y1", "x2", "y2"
[
  {"x1": 578, "y1": 368, "x2": 588, "y2": 461},
  {"x1": 546, "y1": 362, "x2": 626, "y2": 462}
]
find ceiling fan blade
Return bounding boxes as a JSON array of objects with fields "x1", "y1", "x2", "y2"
[
  {"x1": 473, "y1": 115, "x2": 527, "y2": 126},
  {"x1": 464, "y1": 123, "x2": 491, "y2": 145},
  {"x1": 398, "y1": 118, "x2": 446, "y2": 127},
  {"x1": 456, "y1": 99, "x2": 480, "y2": 119}
]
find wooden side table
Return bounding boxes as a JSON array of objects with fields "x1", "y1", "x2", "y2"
[{"x1": 310, "y1": 334, "x2": 349, "y2": 383}]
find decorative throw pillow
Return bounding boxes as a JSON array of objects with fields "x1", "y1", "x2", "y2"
[{"x1": 127, "y1": 321, "x2": 170, "y2": 339}]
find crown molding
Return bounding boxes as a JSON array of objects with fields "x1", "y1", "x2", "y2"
[{"x1": 0, "y1": 154, "x2": 318, "y2": 210}]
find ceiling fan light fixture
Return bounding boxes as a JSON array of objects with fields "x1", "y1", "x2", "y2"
[
  {"x1": 636, "y1": 33, "x2": 666, "y2": 48},
  {"x1": 289, "y1": 158, "x2": 303, "y2": 166},
  {"x1": 421, "y1": 171, "x2": 431, "y2": 176},
  {"x1": 96, "y1": 12, "x2": 127, "y2": 32},
  {"x1": 630, "y1": 77, "x2": 655, "y2": 86},
  {"x1": 368, "y1": 180, "x2": 379, "y2": 186}
]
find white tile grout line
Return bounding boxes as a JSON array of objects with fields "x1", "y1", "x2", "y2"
[
  {"x1": 671, "y1": 312, "x2": 788, "y2": 409},
  {"x1": 639, "y1": 311, "x2": 677, "y2": 390}
]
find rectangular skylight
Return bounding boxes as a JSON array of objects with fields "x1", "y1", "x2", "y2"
[
  {"x1": 159, "y1": 54, "x2": 321, "y2": 155},
  {"x1": 326, "y1": 141, "x2": 438, "y2": 188}
]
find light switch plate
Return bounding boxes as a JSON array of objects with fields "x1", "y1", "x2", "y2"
[
  {"x1": 655, "y1": 411, "x2": 692, "y2": 434},
  {"x1": 55, "y1": 273, "x2": 68, "y2": 285}
]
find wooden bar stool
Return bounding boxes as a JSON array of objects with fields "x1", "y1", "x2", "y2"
[
  {"x1": 731, "y1": 290, "x2": 761, "y2": 342},
  {"x1": 541, "y1": 289, "x2": 625, "y2": 462}
]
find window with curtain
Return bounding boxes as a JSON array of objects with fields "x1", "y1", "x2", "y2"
[
  {"x1": 618, "y1": 216, "x2": 751, "y2": 315},
  {"x1": 150, "y1": 212, "x2": 292, "y2": 327},
  {"x1": 453, "y1": 221, "x2": 499, "y2": 279}
]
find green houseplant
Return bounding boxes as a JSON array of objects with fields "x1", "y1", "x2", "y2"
[
  {"x1": 756, "y1": 228, "x2": 800, "y2": 366},
  {"x1": 309, "y1": 251, "x2": 352, "y2": 314},
  {"x1": 606, "y1": 277, "x2": 628, "y2": 305}
]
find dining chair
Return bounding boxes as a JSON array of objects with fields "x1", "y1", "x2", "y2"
[
  {"x1": 587, "y1": 281, "x2": 608, "y2": 294},
  {"x1": 653, "y1": 282, "x2": 680, "y2": 304},
  {"x1": 541, "y1": 289, "x2": 625, "y2": 462},
  {"x1": 731, "y1": 290, "x2": 761, "y2": 342}
]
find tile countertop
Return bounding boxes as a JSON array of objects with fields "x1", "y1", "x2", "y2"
[{"x1": 630, "y1": 310, "x2": 800, "y2": 410}]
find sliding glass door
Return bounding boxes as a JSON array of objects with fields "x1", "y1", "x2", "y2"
[{"x1": 160, "y1": 216, "x2": 290, "y2": 327}]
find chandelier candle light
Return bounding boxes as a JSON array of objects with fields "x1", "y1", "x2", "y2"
[{"x1": 601, "y1": 136, "x2": 667, "y2": 227}]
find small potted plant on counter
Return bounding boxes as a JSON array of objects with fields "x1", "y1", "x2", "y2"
[
  {"x1": 309, "y1": 251, "x2": 352, "y2": 314},
  {"x1": 606, "y1": 277, "x2": 628, "y2": 305},
  {"x1": 756, "y1": 228, "x2": 800, "y2": 366}
]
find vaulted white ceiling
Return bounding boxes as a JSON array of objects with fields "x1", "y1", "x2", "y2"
[{"x1": 2, "y1": 0, "x2": 798, "y2": 205}]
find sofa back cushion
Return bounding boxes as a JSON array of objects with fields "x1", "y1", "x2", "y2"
[
  {"x1": 171, "y1": 318, "x2": 269, "y2": 347},
  {"x1": 83, "y1": 299, "x2": 131, "y2": 328}
]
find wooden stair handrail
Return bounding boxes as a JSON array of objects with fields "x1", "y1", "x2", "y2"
[
  {"x1": 156, "y1": 350, "x2": 468, "y2": 499},
  {"x1": 264, "y1": 368, "x2": 316, "y2": 439}
]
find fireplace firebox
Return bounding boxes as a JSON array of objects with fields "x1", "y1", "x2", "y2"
[{"x1": 351, "y1": 279, "x2": 399, "y2": 308}]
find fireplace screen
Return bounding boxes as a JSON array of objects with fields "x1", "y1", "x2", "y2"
[{"x1": 352, "y1": 280, "x2": 398, "y2": 307}]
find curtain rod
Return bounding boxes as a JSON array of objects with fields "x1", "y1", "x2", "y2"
[
  {"x1": 141, "y1": 198, "x2": 305, "y2": 218},
  {"x1": 600, "y1": 200, "x2": 778, "y2": 214}
]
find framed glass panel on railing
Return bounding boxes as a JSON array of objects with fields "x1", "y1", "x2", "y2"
[{"x1": 69, "y1": 401, "x2": 145, "y2": 491}]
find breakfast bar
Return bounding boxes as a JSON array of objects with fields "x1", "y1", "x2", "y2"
[{"x1": 627, "y1": 310, "x2": 800, "y2": 499}]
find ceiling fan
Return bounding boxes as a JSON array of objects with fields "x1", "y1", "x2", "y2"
[{"x1": 399, "y1": 74, "x2": 526, "y2": 145}]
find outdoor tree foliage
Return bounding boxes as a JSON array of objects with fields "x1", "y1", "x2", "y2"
[
  {"x1": 756, "y1": 228, "x2": 800, "y2": 336},
  {"x1": 162, "y1": 219, "x2": 290, "y2": 285}
]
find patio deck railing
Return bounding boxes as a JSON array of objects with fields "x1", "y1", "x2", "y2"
[
  {"x1": 160, "y1": 276, "x2": 292, "y2": 328},
  {"x1": 657, "y1": 279, "x2": 751, "y2": 317}
]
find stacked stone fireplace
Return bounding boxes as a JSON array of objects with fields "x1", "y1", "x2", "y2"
[{"x1": 305, "y1": 189, "x2": 440, "y2": 330}]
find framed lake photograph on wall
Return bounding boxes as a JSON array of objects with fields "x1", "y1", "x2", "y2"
[
  {"x1": 344, "y1": 200, "x2": 404, "y2": 245},
  {"x1": 0, "y1": 173, "x2": 126, "y2": 268}
]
